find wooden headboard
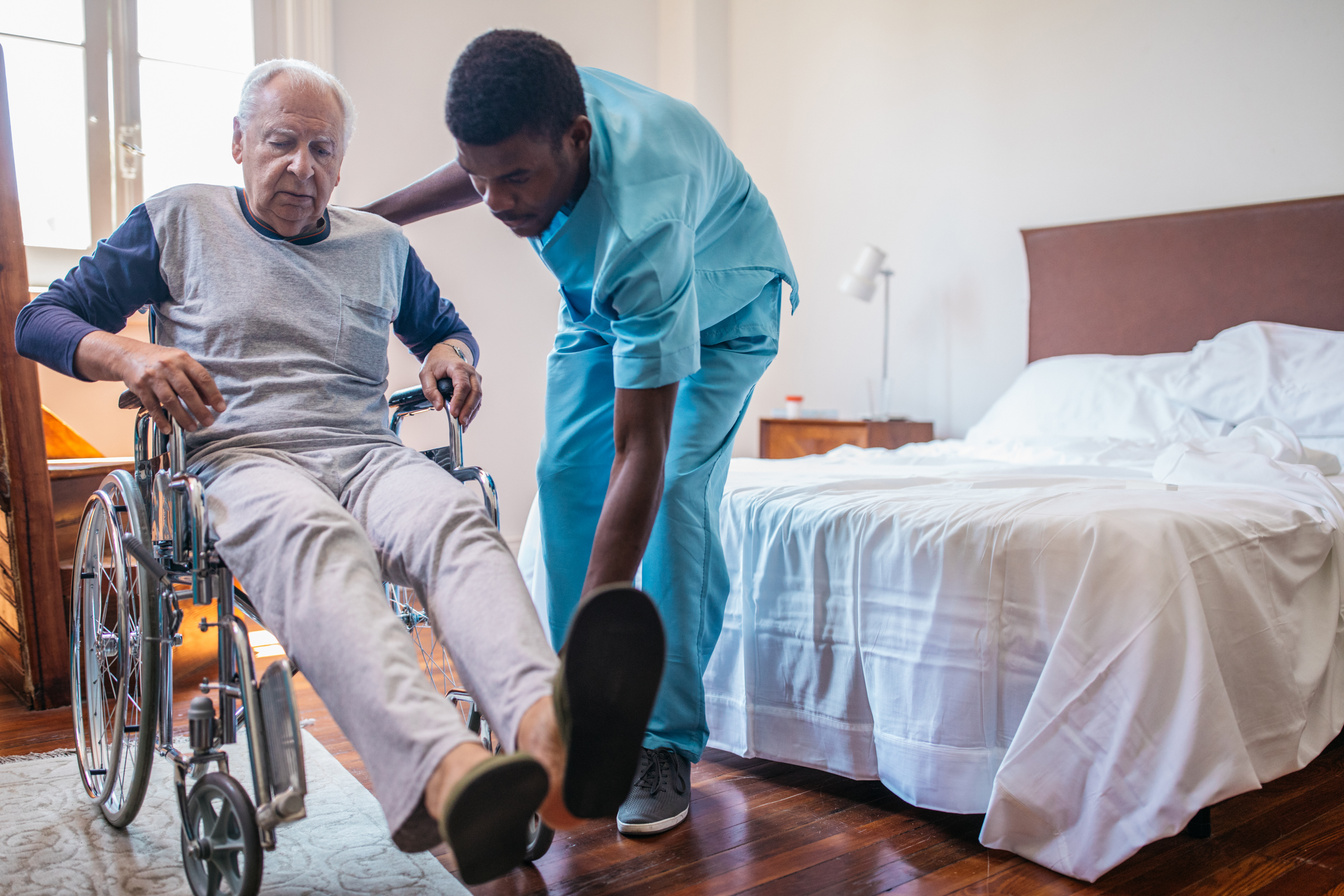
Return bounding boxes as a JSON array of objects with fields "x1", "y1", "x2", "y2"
[{"x1": 1022, "y1": 194, "x2": 1344, "y2": 361}]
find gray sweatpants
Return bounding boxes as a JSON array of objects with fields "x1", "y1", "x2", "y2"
[{"x1": 193, "y1": 439, "x2": 558, "y2": 851}]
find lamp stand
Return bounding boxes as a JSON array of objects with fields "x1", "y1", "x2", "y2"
[
  {"x1": 866, "y1": 268, "x2": 895, "y2": 420},
  {"x1": 880, "y1": 268, "x2": 892, "y2": 381}
]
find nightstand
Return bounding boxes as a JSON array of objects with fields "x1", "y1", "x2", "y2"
[{"x1": 759, "y1": 418, "x2": 934, "y2": 459}]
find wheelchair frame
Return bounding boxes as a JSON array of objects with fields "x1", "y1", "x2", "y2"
[{"x1": 69, "y1": 377, "x2": 548, "y2": 896}]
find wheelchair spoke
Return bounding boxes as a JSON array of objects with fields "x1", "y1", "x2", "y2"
[
  {"x1": 212, "y1": 795, "x2": 244, "y2": 847},
  {"x1": 388, "y1": 584, "x2": 464, "y2": 699},
  {"x1": 221, "y1": 859, "x2": 242, "y2": 892},
  {"x1": 89, "y1": 471, "x2": 160, "y2": 828},
  {"x1": 201, "y1": 800, "x2": 225, "y2": 841},
  {"x1": 105, "y1": 564, "x2": 148, "y2": 816}
]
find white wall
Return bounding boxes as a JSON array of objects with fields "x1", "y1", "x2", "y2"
[
  {"x1": 731, "y1": 0, "x2": 1344, "y2": 438},
  {"x1": 35, "y1": 0, "x2": 1344, "y2": 550},
  {"x1": 328, "y1": 1, "x2": 661, "y2": 546}
]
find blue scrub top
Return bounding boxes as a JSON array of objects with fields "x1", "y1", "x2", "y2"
[{"x1": 530, "y1": 68, "x2": 798, "y2": 390}]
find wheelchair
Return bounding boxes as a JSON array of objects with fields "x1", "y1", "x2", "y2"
[{"x1": 69, "y1": 375, "x2": 551, "y2": 896}]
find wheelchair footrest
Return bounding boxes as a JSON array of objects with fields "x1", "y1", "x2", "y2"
[{"x1": 258, "y1": 659, "x2": 307, "y2": 825}]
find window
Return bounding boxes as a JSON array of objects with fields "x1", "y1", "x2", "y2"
[{"x1": 1, "y1": 0, "x2": 255, "y2": 286}]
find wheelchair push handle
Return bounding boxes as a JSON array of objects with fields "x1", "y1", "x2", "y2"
[{"x1": 387, "y1": 378, "x2": 454, "y2": 410}]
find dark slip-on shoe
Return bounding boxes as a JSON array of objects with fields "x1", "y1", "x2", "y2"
[
  {"x1": 438, "y1": 751, "x2": 549, "y2": 885},
  {"x1": 554, "y1": 583, "x2": 666, "y2": 818}
]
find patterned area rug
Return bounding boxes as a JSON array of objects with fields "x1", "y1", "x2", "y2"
[{"x1": 0, "y1": 730, "x2": 467, "y2": 895}]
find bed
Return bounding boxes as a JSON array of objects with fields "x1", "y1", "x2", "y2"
[
  {"x1": 520, "y1": 194, "x2": 1344, "y2": 881},
  {"x1": 700, "y1": 194, "x2": 1344, "y2": 881}
]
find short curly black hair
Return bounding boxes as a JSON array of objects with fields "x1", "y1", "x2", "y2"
[{"x1": 445, "y1": 30, "x2": 586, "y2": 146}]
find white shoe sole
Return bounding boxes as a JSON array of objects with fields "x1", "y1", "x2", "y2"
[{"x1": 616, "y1": 804, "x2": 690, "y2": 836}]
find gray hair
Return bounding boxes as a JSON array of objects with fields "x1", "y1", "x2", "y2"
[{"x1": 237, "y1": 58, "x2": 357, "y2": 146}]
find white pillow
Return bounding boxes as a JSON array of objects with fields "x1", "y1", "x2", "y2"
[
  {"x1": 1157, "y1": 321, "x2": 1344, "y2": 436},
  {"x1": 966, "y1": 353, "x2": 1226, "y2": 445}
]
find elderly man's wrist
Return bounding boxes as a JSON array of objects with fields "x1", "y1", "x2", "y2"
[{"x1": 445, "y1": 341, "x2": 470, "y2": 364}]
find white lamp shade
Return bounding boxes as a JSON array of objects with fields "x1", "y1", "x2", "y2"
[
  {"x1": 852, "y1": 244, "x2": 886, "y2": 279},
  {"x1": 838, "y1": 244, "x2": 887, "y2": 301},
  {"x1": 838, "y1": 272, "x2": 877, "y2": 301}
]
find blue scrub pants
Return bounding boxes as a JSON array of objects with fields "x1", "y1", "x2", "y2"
[{"x1": 537, "y1": 286, "x2": 780, "y2": 761}]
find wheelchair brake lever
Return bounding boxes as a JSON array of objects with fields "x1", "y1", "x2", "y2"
[
  {"x1": 124, "y1": 533, "x2": 172, "y2": 588},
  {"x1": 126, "y1": 533, "x2": 186, "y2": 646}
]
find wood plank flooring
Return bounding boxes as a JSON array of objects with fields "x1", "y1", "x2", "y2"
[{"x1": 5, "y1": 617, "x2": 1344, "y2": 895}]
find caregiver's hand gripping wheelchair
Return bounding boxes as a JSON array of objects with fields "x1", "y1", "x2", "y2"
[{"x1": 69, "y1": 379, "x2": 550, "y2": 896}]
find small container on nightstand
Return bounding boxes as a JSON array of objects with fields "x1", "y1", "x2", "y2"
[{"x1": 759, "y1": 418, "x2": 934, "y2": 459}]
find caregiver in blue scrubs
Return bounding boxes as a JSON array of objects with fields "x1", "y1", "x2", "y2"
[{"x1": 366, "y1": 29, "x2": 797, "y2": 836}]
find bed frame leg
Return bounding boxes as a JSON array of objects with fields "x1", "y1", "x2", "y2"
[{"x1": 1184, "y1": 807, "x2": 1212, "y2": 838}]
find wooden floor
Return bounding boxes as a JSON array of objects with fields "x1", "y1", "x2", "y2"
[{"x1": 7, "y1": 620, "x2": 1344, "y2": 895}]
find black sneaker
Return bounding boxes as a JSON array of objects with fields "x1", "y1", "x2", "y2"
[{"x1": 616, "y1": 747, "x2": 690, "y2": 835}]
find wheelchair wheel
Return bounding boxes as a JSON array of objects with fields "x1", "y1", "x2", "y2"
[
  {"x1": 522, "y1": 787, "x2": 555, "y2": 861},
  {"x1": 180, "y1": 772, "x2": 263, "y2": 896},
  {"x1": 386, "y1": 584, "x2": 463, "y2": 698},
  {"x1": 99, "y1": 471, "x2": 160, "y2": 827},
  {"x1": 70, "y1": 491, "x2": 131, "y2": 806},
  {"x1": 70, "y1": 476, "x2": 159, "y2": 825}
]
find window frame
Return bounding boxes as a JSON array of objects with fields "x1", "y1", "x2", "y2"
[
  {"x1": 10, "y1": 0, "x2": 321, "y2": 288},
  {"x1": 10, "y1": 0, "x2": 160, "y2": 286}
]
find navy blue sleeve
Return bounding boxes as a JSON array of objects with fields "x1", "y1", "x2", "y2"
[
  {"x1": 14, "y1": 204, "x2": 170, "y2": 380},
  {"x1": 392, "y1": 245, "x2": 480, "y2": 365}
]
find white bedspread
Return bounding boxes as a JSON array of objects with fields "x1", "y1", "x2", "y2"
[{"x1": 702, "y1": 427, "x2": 1344, "y2": 881}]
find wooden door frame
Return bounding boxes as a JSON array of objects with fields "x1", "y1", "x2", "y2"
[{"x1": 0, "y1": 46, "x2": 69, "y2": 709}]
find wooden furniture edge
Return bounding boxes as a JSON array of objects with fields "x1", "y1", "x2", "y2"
[{"x1": 0, "y1": 48, "x2": 68, "y2": 708}]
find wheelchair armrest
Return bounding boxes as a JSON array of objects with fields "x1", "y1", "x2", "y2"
[
  {"x1": 452, "y1": 465, "x2": 499, "y2": 528},
  {"x1": 388, "y1": 378, "x2": 453, "y2": 412}
]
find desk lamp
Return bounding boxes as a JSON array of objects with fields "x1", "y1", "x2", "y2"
[{"x1": 838, "y1": 245, "x2": 895, "y2": 419}]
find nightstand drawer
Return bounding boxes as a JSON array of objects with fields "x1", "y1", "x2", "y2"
[{"x1": 759, "y1": 418, "x2": 933, "y2": 459}]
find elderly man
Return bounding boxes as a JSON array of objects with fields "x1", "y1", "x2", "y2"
[{"x1": 15, "y1": 58, "x2": 663, "y2": 885}]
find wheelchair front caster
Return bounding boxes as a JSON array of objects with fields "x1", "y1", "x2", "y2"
[
  {"x1": 180, "y1": 772, "x2": 263, "y2": 896},
  {"x1": 523, "y1": 811, "x2": 555, "y2": 862}
]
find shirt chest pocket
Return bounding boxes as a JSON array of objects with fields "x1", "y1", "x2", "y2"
[{"x1": 338, "y1": 294, "x2": 395, "y2": 379}]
